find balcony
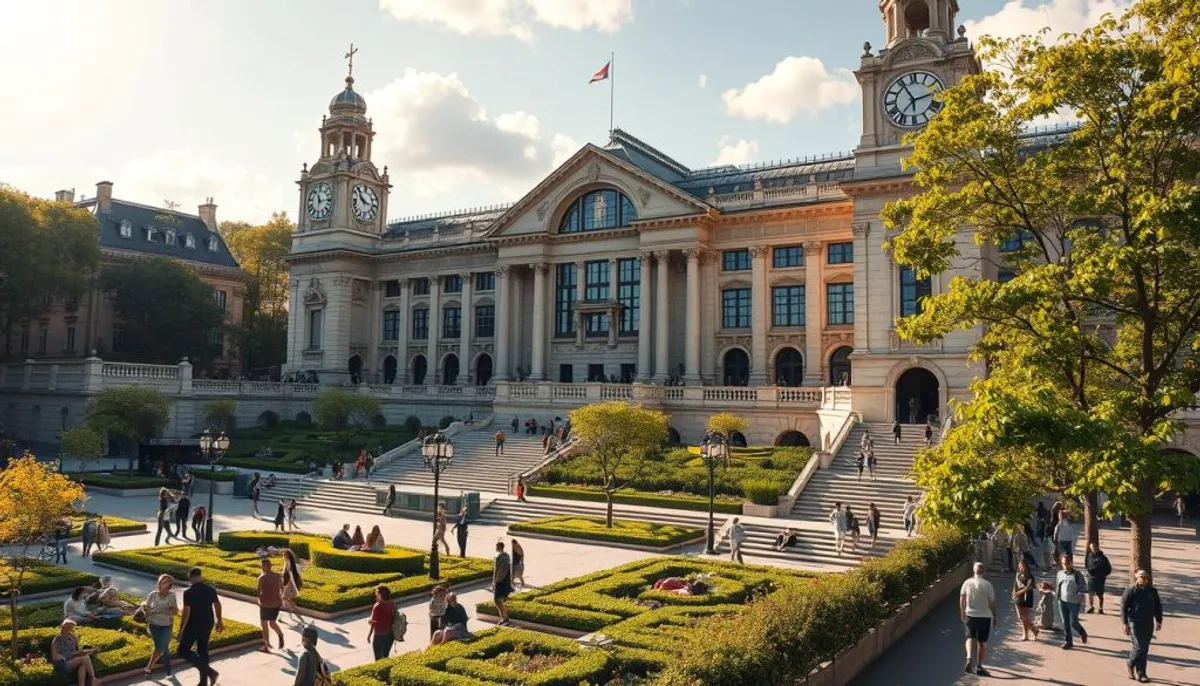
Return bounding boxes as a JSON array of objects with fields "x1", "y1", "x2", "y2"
[{"x1": 493, "y1": 381, "x2": 849, "y2": 411}]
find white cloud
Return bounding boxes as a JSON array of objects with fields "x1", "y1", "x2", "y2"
[
  {"x1": 698, "y1": 74, "x2": 708, "y2": 88},
  {"x1": 378, "y1": 0, "x2": 633, "y2": 41},
  {"x1": 711, "y1": 136, "x2": 759, "y2": 166},
  {"x1": 723, "y1": 56, "x2": 858, "y2": 123},
  {"x1": 963, "y1": 0, "x2": 1131, "y2": 42}
]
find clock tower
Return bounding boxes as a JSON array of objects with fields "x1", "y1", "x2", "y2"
[{"x1": 853, "y1": 0, "x2": 980, "y2": 173}]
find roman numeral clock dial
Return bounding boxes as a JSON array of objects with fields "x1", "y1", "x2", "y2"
[{"x1": 883, "y1": 71, "x2": 945, "y2": 129}]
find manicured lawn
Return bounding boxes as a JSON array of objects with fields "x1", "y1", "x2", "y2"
[
  {"x1": 0, "y1": 560, "x2": 98, "y2": 598},
  {"x1": 526, "y1": 484, "x2": 745, "y2": 513},
  {"x1": 94, "y1": 531, "x2": 493, "y2": 613},
  {"x1": 220, "y1": 425, "x2": 416, "y2": 473},
  {"x1": 67, "y1": 473, "x2": 168, "y2": 489},
  {"x1": 509, "y1": 515, "x2": 704, "y2": 548},
  {"x1": 0, "y1": 596, "x2": 260, "y2": 685},
  {"x1": 68, "y1": 513, "x2": 146, "y2": 537}
]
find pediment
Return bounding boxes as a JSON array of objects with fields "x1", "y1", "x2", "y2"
[{"x1": 486, "y1": 145, "x2": 711, "y2": 239}]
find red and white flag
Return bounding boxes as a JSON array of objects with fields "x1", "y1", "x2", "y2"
[{"x1": 589, "y1": 61, "x2": 610, "y2": 84}]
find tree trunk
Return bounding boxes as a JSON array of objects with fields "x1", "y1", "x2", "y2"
[
  {"x1": 1129, "y1": 479, "x2": 1155, "y2": 582},
  {"x1": 9, "y1": 593, "x2": 18, "y2": 660},
  {"x1": 605, "y1": 489, "x2": 614, "y2": 529},
  {"x1": 1082, "y1": 491, "x2": 1100, "y2": 551}
]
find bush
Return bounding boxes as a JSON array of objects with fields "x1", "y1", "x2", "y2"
[
  {"x1": 509, "y1": 516, "x2": 703, "y2": 548},
  {"x1": 438, "y1": 415, "x2": 455, "y2": 429},
  {"x1": 740, "y1": 478, "x2": 785, "y2": 506},
  {"x1": 68, "y1": 473, "x2": 167, "y2": 489},
  {"x1": 404, "y1": 415, "x2": 422, "y2": 434},
  {"x1": 527, "y1": 484, "x2": 744, "y2": 514},
  {"x1": 310, "y1": 545, "x2": 423, "y2": 574},
  {"x1": 0, "y1": 560, "x2": 98, "y2": 598}
]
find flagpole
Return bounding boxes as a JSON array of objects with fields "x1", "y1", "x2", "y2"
[{"x1": 609, "y1": 51, "x2": 615, "y2": 137}]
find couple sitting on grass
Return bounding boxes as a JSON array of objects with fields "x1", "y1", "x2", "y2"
[
  {"x1": 653, "y1": 572, "x2": 713, "y2": 596},
  {"x1": 63, "y1": 577, "x2": 136, "y2": 624},
  {"x1": 331, "y1": 523, "x2": 386, "y2": 552}
]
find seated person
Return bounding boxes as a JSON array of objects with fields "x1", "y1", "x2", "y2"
[
  {"x1": 430, "y1": 593, "x2": 471, "y2": 646},
  {"x1": 364, "y1": 525, "x2": 385, "y2": 552},
  {"x1": 652, "y1": 574, "x2": 711, "y2": 596},
  {"x1": 89, "y1": 576, "x2": 136, "y2": 617},
  {"x1": 63, "y1": 587, "x2": 100, "y2": 624},
  {"x1": 773, "y1": 528, "x2": 800, "y2": 551},
  {"x1": 348, "y1": 525, "x2": 366, "y2": 550},
  {"x1": 331, "y1": 524, "x2": 352, "y2": 550},
  {"x1": 51, "y1": 619, "x2": 99, "y2": 686},
  {"x1": 263, "y1": 474, "x2": 278, "y2": 489},
  {"x1": 255, "y1": 545, "x2": 281, "y2": 559}
]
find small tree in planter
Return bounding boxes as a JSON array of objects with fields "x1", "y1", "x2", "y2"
[
  {"x1": 84, "y1": 386, "x2": 172, "y2": 476},
  {"x1": 568, "y1": 401, "x2": 669, "y2": 528},
  {"x1": 312, "y1": 387, "x2": 382, "y2": 458},
  {"x1": 204, "y1": 399, "x2": 238, "y2": 433},
  {"x1": 60, "y1": 423, "x2": 105, "y2": 474}
]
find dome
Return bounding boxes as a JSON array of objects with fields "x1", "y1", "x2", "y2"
[{"x1": 329, "y1": 76, "x2": 367, "y2": 115}]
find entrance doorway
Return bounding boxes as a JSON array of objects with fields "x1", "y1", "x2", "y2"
[
  {"x1": 442, "y1": 354, "x2": 460, "y2": 385},
  {"x1": 348, "y1": 355, "x2": 363, "y2": 384},
  {"x1": 475, "y1": 354, "x2": 493, "y2": 385},
  {"x1": 774, "y1": 347, "x2": 803, "y2": 387},
  {"x1": 723, "y1": 349, "x2": 750, "y2": 386},
  {"x1": 896, "y1": 367, "x2": 939, "y2": 424},
  {"x1": 383, "y1": 355, "x2": 398, "y2": 384},
  {"x1": 412, "y1": 355, "x2": 427, "y2": 385}
]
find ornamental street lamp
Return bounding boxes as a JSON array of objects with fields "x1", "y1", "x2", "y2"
[
  {"x1": 198, "y1": 429, "x2": 230, "y2": 544},
  {"x1": 422, "y1": 432, "x2": 454, "y2": 579},
  {"x1": 700, "y1": 433, "x2": 729, "y2": 555}
]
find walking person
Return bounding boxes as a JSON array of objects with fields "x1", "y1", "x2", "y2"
[
  {"x1": 511, "y1": 538, "x2": 526, "y2": 586},
  {"x1": 494, "y1": 429, "x2": 506, "y2": 456},
  {"x1": 1012, "y1": 559, "x2": 1039, "y2": 641},
  {"x1": 53, "y1": 519, "x2": 70, "y2": 564},
  {"x1": 1055, "y1": 554, "x2": 1089, "y2": 649},
  {"x1": 95, "y1": 515, "x2": 111, "y2": 552},
  {"x1": 992, "y1": 526, "x2": 1013, "y2": 572},
  {"x1": 382, "y1": 485, "x2": 396, "y2": 517},
  {"x1": 924, "y1": 423, "x2": 934, "y2": 446},
  {"x1": 1084, "y1": 542, "x2": 1112, "y2": 614},
  {"x1": 1054, "y1": 513, "x2": 1077, "y2": 560},
  {"x1": 428, "y1": 585, "x2": 448, "y2": 639},
  {"x1": 286, "y1": 499, "x2": 299, "y2": 531},
  {"x1": 367, "y1": 586, "x2": 395, "y2": 660},
  {"x1": 908, "y1": 397, "x2": 920, "y2": 424},
  {"x1": 356, "y1": 451, "x2": 367, "y2": 479},
  {"x1": 364, "y1": 452, "x2": 375, "y2": 482},
  {"x1": 514, "y1": 475, "x2": 528, "y2": 503},
  {"x1": 855, "y1": 450, "x2": 866, "y2": 480},
  {"x1": 729, "y1": 518, "x2": 745, "y2": 564},
  {"x1": 256, "y1": 558, "x2": 285, "y2": 652},
  {"x1": 491, "y1": 541, "x2": 513, "y2": 626},
  {"x1": 293, "y1": 625, "x2": 331, "y2": 686},
  {"x1": 867, "y1": 450, "x2": 877, "y2": 480},
  {"x1": 1121, "y1": 569, "x2": 1163, "y2": 683},
  {"x1": 846, "y1": 506, "x2": 861, "y2": 551},
  {"x1": 892, "y1": 420, "x2": 902, "y2": 444},
  {"x1": 178, "y1": 567, "x2": 223, "y2": 686},
  {"x1": 155, "y1": 488, "x2": 174, "y2": 546},
  {"x1": 1035, "y1": 502, "x2": 1050, "y2": 546},
  {"x1": 191, "y1": 506, "x2": 206, "y2": 542},
  {"x1": 959, "y1": 562, "x2": 997, "y2": 677},
  {"x1": 80, "y1": 516, "x2": 97, "y2": 558},
  {"x1": 281, "y1": 548, "x2": 304, "y2": 625},
  {"x1": 829, "y1": 503, "x2": 847, "y2": 555},
  {"x1": 273, "y1": 500, "x2": 286, "y2": 533},
  {"x1": 434, "y1": 504, "x2": 451, "y2": 555},
  {"x1": 511, "y1": 415, "x2": 519, "y2": 434},
  {"x1": 452, "y1": 506, "x2": 469, "y2": 557},
  {"x1": 1012, "y1": 524, "x2": 1036, "y2": 571},
  {"x1": 866, "y1": 503, "x2": 882, "y2": 554},
  {"x1": 902, "y1": 495, "x2": 917, "y2": 537},
  {"x1": 175, "y1": 492, "x2": 191, "y2": 541},
  {"x1": 250, "y1": 473, "x2": 262, "y2": 517},
  {"x1": 1174, "y1": 494, "x2": 1186, "y2": 526},
  {"x1": 142, "y1": 574, "x2": 178, "y2": 678}
]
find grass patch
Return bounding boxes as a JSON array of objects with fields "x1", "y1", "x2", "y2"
[
  {"x1": 67, "y1": 473, "x2": 167, "y2": 489},
  {"x1": 0, "y1": 560, "x2": 98, "y2": 598},
  {"x1": 526, "y1": 484, "x2": 744, "y2": 514},
  {"x1": 220, "y1": 426, "x2": 416, "y2": 472},
  {"x1": 509, "y1": 516, "x2": 703, "y2": 548},
  {"x1": 70, "y1": 513, "x2": 146, "y2": 537}
]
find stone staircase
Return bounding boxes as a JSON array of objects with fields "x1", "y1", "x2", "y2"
[{"x1": 371, "y1": 430, "x2": 548, "y2": 495}]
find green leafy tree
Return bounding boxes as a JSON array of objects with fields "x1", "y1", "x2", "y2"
[
  {"x1": 204, "y1": 399, "x2": 237, "y2": 433},
  {"x1": 0, "y1": 186, "x2": 100, "y2": 359},
  {"x1": 84, "y1": 387, "x2": 172, "y2": 476},
  {"x1": 99, "y1": 257, "x2": 224, "y2": 366},
  {"x1": 884, "y1": 1, "x2": 1200, "y2": 577},
  {"x1": 221, "y1": 213, "x2": 292, "y2": 373},
  {"x1": 706, "y1": 413, "x2": 749, "y2": 442},
  {"x1": 568, "y1": 401, "x2": 669, "y2": 527},
  {"x1": 312, "y1": 388, "x2": 382, "y2": 457},
  {"x1": 59, "y1": 424, "x2": 106, "y2": 474}
]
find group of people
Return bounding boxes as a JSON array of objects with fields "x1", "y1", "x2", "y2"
[
  {"x1": 512, "y1": 415, "x2": 569, "y2": 439},
  {"x1": 856, "y1": 430, "x2": 879, "y2": 480},
  {"x1": 271, "y1": 498, "x2": 300, "y2": 532},
  {"x1": 827, "y1": 501, "x2": 884, "y2": 555},
  {"x1": 76, "y1": 515, "x2": 114, "y2": 557},
  {"x1": 155, "y1": 487, "x2": 205, "y2": 545},
  {"x1": 331, "y1": 523, "x2": 388, "y2": 552}
]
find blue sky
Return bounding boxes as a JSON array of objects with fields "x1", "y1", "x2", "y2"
[{"x1": 0, "y1": 0, "x2": 1128, "y2": 223}]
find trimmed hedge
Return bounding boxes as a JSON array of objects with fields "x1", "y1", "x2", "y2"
[
  {"x1": 70, "y1": 513, "x2": 146, "y2": 538},
  {"x1": 526, "y1": 484, "x2": 745, "y2": 514},
  {"x1": 68, "y1": 473, "x2": 167, "y2": 489},
  {"x1": 218, "y1": 531, "x2": 423, "y2": 574},
  {"x1": 509, "y1": 515, "x2": 704, "y2": 548},
  {"x1": 221, "y1": 458, "x2": 311, "y2": 474},
  {"x1": 0, "y1": 560, "x2": 98, "y2": 598},
  {"x1": 193, "y1": 470, "x2": 238, "y2": 482}
]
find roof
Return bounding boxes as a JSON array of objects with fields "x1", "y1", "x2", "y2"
[
  {"x1": 81, "y1": 199, "x2": 241, "y2": 270},
  {"x1": 386, "y1": 204, "x2": 511, "y2": 236}
]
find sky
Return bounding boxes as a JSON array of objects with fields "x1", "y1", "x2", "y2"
[{"x1": 0, "y1": 0, "x2": 1130, "y2": 225}]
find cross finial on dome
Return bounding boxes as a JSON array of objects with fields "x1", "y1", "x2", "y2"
[{"x1": 345, "y1": 42, "x2": 358, "y2": 80}]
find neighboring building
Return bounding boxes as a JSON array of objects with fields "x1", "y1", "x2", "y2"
[{"x1": 3, "y1": 181, "x2": 247, "y2": 375}]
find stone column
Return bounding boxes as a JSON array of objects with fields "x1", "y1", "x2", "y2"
[
  {"x1": 637, "y1": 254, "x2": 653, "y2": 380},
  {"x1": 286, "y1": 279, "x2": 301, "y2": 371},
  {"x1": 397, "y1": 281, "x2": 410, "y2": 384},
  {"x1": 325, "y1": 276, "x2": 353, "y2": 380},
  {"x1": 575, "y1": 260, "x2": 586, "y2": 347},
  {"x1": 852, "y1": 221, "x2": 871, "y2": 355},
  {"x1": 427, "y1": 276, "x2": 441, "y2": 384},
  {"x1": 366, "y1": 282, "x2": 381, "y2": 381},
  {"x1": 458, "y1": 272, "x2": 473, "y2": 385},
  {"x1": 749, "y1": 246, "x2": 770, "y2": 385},
  {"x1": 530, "y1": 264, "x2": 548, "y2": 381},
  {"x1": 804, "y1": 241, "x2": 825, "y2": 386},
  {"x1": 684, "y1": 249, "x2": 702, "y2": 384},
  {"x1": 608, "y1": 257, "x2": 619, "y2": 347},
  {"x1": 654, "y1": 251, "x2": 671, "y2": 382},
  {"x1": 495, "y1": 266, "x2": 511, "y2": 381}
]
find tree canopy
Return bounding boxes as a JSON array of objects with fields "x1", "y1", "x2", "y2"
[
  {"x1": 204, "y1": 399, "x2": 238, "y2": 433},
  {"x1": 568, "y1": 401, "x2": 669, "y2": 527},
  {"x1": 220, "y1": 213, "x2": 292, "y2": 373},
  {"x1": 60, "y1": 424, "x2": 106, "y2": 473},
  {"x1": 885, "y1": 0, "x2": 1200, "y2": 576},
  {"x1": 312, "y1": 387, "x2": 382, "y2": 454},
  {"x1": 707, "y1": 413, "x2": 749, "y2": 441},
  {"x1": 84, "y1": 386, "x2": 172, "y2": 474}
]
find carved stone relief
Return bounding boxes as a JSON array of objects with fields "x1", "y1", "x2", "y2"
[
  {"x1": 889, "y1": 43, "x2": 937, "y2": 64},
  {"x1": 303, "y1": 278, "x2": 326, "y2": 305}
]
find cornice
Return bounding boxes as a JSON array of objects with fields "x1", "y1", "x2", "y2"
[
  {"x1": 714, "y1": 202, "x2": 851, "y2": 227},
  {"x1": 100, "y1": 248, "x2": 251, "y2": 282},
  {"x1": 838, "y1": 176, "x2": 916, "y2": 198}
]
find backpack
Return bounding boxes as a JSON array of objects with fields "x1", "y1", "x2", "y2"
[{"x1": 392, "y1": 605, "x2": 408, "y2": 641}]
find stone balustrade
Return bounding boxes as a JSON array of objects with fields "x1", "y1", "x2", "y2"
[{"x1": 491, "y1": 381, "x2": 836, "y2": 410}]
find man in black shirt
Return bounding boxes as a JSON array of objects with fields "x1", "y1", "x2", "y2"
[
  {"x1": 176, "y1": 493, "x2": 192, "y2": 540},
  {"x1": 1121, "y1": 569, "x2": 1164, "y2": 683},
  {"x1": 179, "y1": 567, "x2": 223, "y2": 686}
]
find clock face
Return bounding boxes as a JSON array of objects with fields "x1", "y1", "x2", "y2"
[
  {"x1": 352, "y1": 184, "x2": 378, "y2": 222},
  {"x1": 883, "y1": 71, "x2": 945, "y2": 129},
  {"x1": 306, "y1": 182, "x2": 332, "y2": 220}
]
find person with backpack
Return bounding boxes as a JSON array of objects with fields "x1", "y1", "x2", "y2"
[
  {"x1": 494, "y1": 430, "x2": 506, "y2": 456},
  {"x1": 1055, "y1": 554, "x2": 1089, "y2": 649},
  {"x1": 892, "y1": 420, "x2": 902, "y2": 444},
  {"x1": 367, "y1": 586, "x2": 396, "y2": 660},
  {"x1": 1084, "y1": 542, "x2": 1113, "y2": 614},
  {"x1": 293, "y1": 625, "x2": 332, "y2": 686}
]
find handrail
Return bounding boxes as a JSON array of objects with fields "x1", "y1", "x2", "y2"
[
  {"x1": 507, "y1": 437, "x2": 580, "y2": 496},
  {"x1": 779, "y1": 412, "x2": 857, "y2": 512}
]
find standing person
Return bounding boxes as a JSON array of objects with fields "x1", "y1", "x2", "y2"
[
  {"x1": 1012, "y1": 559, "x2": 1039, "y2": 641},
  {"x1": 155, "y1": 489, "x2": 174, "y2": 546},
  {"x1": 364, "y1": 452, "x2": 375, "y2": 482},
  {"x1": 902, "y1": 496, "x2": 917, "y2": 537},
  {"x1": 366, "y1": 586, "x2": 395, "y2": 660},
  {"x1": 514, "y1": 475, "x2": 528, "y2": 503},
  {"x1": 1035, "y1": 502, "x2": 1050, "y2": 546},
  {"x1": 452, "y1": 506, "x2": 469, "y2": 558},
  {"x1": 1084, "y1": 542, "x2": 1112, "y2": 614},
  {"x1": 511, "y1": 538, "x2": 526, "y2": 586},
  {"x1": 924, "y1": 423, "x2": 934, "y2": 446},
  {"x1": 281, "y1": 548, "x2": 304, "y2": 625},
  {"x1": 272, "y1": 501, "x2": 286, "y2": 533},
  {"x1": 250, "y1": 473, "x2": 262, "y2": 517},
  {"x1": 142, "y1": 574, "x2": 178, "y2": 678},
  {"x1": 867, "y1": 503, "x2": 882, "y2": 554},
  {"x1": 293, "y1": 625, "x2": 331, "y2": 686},
  {"x1": 382, "y1": 485, "x2": 396, "y2": 517},
  {"x1": 908, "y1": 397, "x2": 920, "y2": 424},
  {"x1": 1054, "y1": 513, "x2": 1077, "y2": 560},
  {"x1": 434, "y1": 504, "x2": 451, "y2": 555},
  {"x1": 80, "y1": 516, "x2": 97, "y2": 558},
  {"x1": 1012, "y1": 524, "x2": 1035, "y2": 571},
  {"x1": 175, "y1": 492, "x2": 191, "y2": 540},
  {"x1": 855, "y1": 450, "x2": 866, "y2": 480},
  {"x1": 95, "y1": 515, "x2": 111, "y2": 552},
  {"x1": 829, "y1": 503, "x2": 847, "y2": 555},
  {"x1": 1121, "y1": 569, "x2": 1163, "y2": 683},
  {"x1": 1174, "y1": 494, "x2": 1186, "y2": 526},
  {"x1": 428, "y1": 585, "x2": 448, "y2": 639},
  {"x1": 182, "y1": 471, "x2": 194, "y2": 498},
  {"x1": 510, "y1": 415, "x2": 519, "y2": 434},
  {"x1": 867, "y1": 450, "x2": 878, "y2": 480},
  {"x1": 178, "y1": 567, "x2": 223, "y2": 686},
  {"x1": 1055, "y1": 554, "x2": 1089, "y2": 649},
  {"x1": 491, "y1": 541, "x2": 513, "y2": 626},
  {"x1": 494, "y1": 429, "x2": 506, "y2": 456},
  {"x1": 729, "y1": 518, "x2": 745, "y2": 564},
  {"x1": 191, "y1": 506, "x2": 206, "y2": 542},
  {"x1": 286, "y1": 499, "x2": 299, "y2": 531},
  {"x1": 992, "y1": 526, "x2": 1014, "y2": 572},
  {"x1": 959, "y1": 561, "x2": 997, "y2": 677},
  {"x1": 846, "y1": 507, "x2": 861, "y2": 551},
  {"x1": 52, "y1": 519, "x2": 70, "y2": 564},
  {"x1": 356, "y1": 451, "x2": 367, "y2": 479},
  {"x1": 892, "y1": 420, "x2": 902, "y2": 444},
  {"x1": 256, "y1": 558, "x2": 285, "y2": 652}
]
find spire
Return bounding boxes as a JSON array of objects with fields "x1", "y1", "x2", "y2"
[{"x1": 344, "y1": 42, "x2": 358, "y2": 86}]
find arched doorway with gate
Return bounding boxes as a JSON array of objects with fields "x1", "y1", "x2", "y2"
[
  {"x1": 475, "y1": 354, "x2": 493, "y2": 386},
  {"x1": 896, "y1": 367, "x2": 939, "y2": 424},
  {"x1": 442, "y1": 354, "x2": 460, "y2": 385},
  {"x1": 774, "y1": 347, "x2": 804, "y2": 387},
  {"x1": 412, "y1": 355, "x2": 428, "y2": 385},
  {"x1": 722, "y1": 348, "x2": 750, "y2": 387},
  {"x1": 383, "y1": 356, "x2": 398, "y2": 385},
  {"x1": 774, "y1": 430, "x2": 811, "y2": 447},
  {"x1": 348, "y1": 355, "x2": 363, "y2": 384},
  {"x1": 830, "y1": 346, "x2": 852, "y2": 386}
]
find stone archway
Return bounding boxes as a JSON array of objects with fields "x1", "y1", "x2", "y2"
[
  {"x1": 722, "y1": 348, "x2": 750, "y2": 387},
  {"x1": 383, "y1": 355, "x2": 398, "y2": 385},
  {"x1": 412, "y1": 355, "x2": 428, "y2": 385},
  {"x1": 830, "y1": 346, "x2": 852, "y2": 386},
  {"x1": 729, "y1": 431, "x2": 748, "y2": 448},
  {"x1": 256, "y1": 411, "x2": 280, "y2": 429},
  {"x1": 442, "y1": 354, "x2": 460, "y2": 385},
  {"x1": 774, "y1": 430, "x2": 811, "y2": 447},
  {"x1": 475, "y1": 354, "x2": 493, "y2": 386},
  {"x1": 774, "y1": 347, "x2": 804, "y2": 387},
  {"x1": 667, "y1": 427, "x2": 682, "y2": 446},
  {"x1": 896, "y1": 367, "x2": 939, "y2": 424},
  {"x1": 348, "y1": 355, "x2": 363, "y2": 384}
]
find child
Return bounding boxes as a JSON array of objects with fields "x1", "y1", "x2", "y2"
[{"x1": 1035, "y1": 581, "x2": 1056, "y2": 632}]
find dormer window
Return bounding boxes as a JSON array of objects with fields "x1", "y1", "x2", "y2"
[
  {"x1": 119, "y1": 220, "x2": 132, "y2": 238},
  {"x1": 185, "y1": 234, "x2": 196, "y2": 249},
  {"x1": 165, "y1": 229, "x2": 177, "y2": 246},
  {"x1": 207, "y1": 237, "x2": 219, "y2": 252}
]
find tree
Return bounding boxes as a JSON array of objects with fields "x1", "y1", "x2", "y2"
[
  {"x1": 99, "y1": 257, "x2": 224, "y2": 366},
  {"x1": 203, "y1": 399, "x2": 237, "y2": 433},
  {"x1": 706, "y1": 413, "x2": 749, "y2": 442},
  {"x1": 312, "y1": 388, "x2": 382, "y2": 456},
  {"x1": 883, "y1": 1, "x2": 1200, "y2": 578},
  {"x1": 0, "y1": 186, "x2": 100, "y2": 359},
  {"x1": 567, "y1": 401, "x2": 669, "y2": 527},
  {"x1": 59, "y1": 424, "x2": 106, "y2": 474},
  {"x1": 0, "y1": 454, "x2": 87, "y2": 658},
  {"x1": 221, "y1": 213, "x2": 293, "y2": 373},
  {"x1": 84, "y1": 386, "x2": 172, "y2": 476}
]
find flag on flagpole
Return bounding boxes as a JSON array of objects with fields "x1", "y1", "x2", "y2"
[{"x1": 589, "y1": 62, "x2": 611, "y2": 84}]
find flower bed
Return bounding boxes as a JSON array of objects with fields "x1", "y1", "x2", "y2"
[
  {"x1": 0, "y1": 597, "x2": 259, "y2": 685},
  {"x1": 93, "y1": 531, "x2": 492, "y2": 613},
  {"x1": 0, "y1": 560, "x2": 98, "y2": 598},
  {"x1": 509, "y1": 516, "x2": 704, "y2": 548},
  {"x1": 526, "y1": 484, "x2": 744, "y2": 514}
]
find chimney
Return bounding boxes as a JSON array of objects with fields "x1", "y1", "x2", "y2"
[
  {"x1": 54, "y1": 189, "x2": 75, "y2": 203},
  {"x1": 198, "y1": 197, "x2": 217, "y2": 231},
  {"x1": 95, "y1": 181, "x2": 113, "y2": 213}
]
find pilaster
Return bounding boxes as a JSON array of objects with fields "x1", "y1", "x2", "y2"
[
  {"x1": 654, "y1": 251, "x2": 672, "y2": 382},
  {"x1": 637, "y1": 254, "x2": 653, "y2": 380},
  {"x1": 684, "y1": 248, "x2": 702, "y2": 383},
  {"x1": 366, "y1": 281, "x2": 381, "y2": 379},
  {"x1": 458, "y1": 272, "x2": 473, "y2": 385},
  {"x1": 427, "y1": 276, "x2": 441, "y2": 383},
  {"x1": 608, "y1": 257, "x2": 619, "y2": 347},
  {"x1": 749, "y1": 246, "x2": 769, "y2": 385},
  {"x1": 852, "y1": 221, "x2": 871, "y2": 355},
  {"x1": 495, "y1": 266, "x2": 512, "y2": 381},
  {"x1": 803, "y1": 240, "x2": 825, "y2": 386},
  {"x1": 531, "y1": 264, "x2": 548, "y2": 381},
  {"x1": 397, "y1": 281, "x2": 410, "y2": 383},
  {"x1": 574, "y1": 260, "x2": 586, "y2": 347}
]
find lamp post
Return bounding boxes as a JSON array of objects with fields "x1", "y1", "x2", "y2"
[
  {"x1": 198, "y1": 429, "x2": 230, "y2": 544},
  {"x1": 699, "y1": 433, "x2": 728, "y2": 555},
  {"x1": 421, "y1": 431, "x2": 454, "y2": 579}
]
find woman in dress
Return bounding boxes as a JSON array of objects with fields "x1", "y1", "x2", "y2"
[
  {"x1": 365, "y1": 525, "x2": 386, "y2": 552},
  {"x1": 510, "y1": 538, "x2": 525, "y2": 587},
  {"x1": 142, "y1": 574, "x2": 178, "y2": 677},
  {"x1": 94, "y1": 515, "x2": 111, "y2": 552},
  {"x1": 281, "y1": 548, "x2": 304, "y2": 625},
  {"x1": 433, "y1": 504, "x2": 451, "y2": 555},
  {"x1": 1012, "y1": 559, "x2": 1039, "y2": 640},
  {"x1": 79, "y1": 517, "x2": 97, "y2": 558},
  {"x1": 428, "y1": 585, "x2": 448, "y2": 639},
  {"x1": 250, "y1": 473, "x2": 262, "y2": 517},
  {"x1": 286, "y1": 499, "x2": 299, "y2": 531}
]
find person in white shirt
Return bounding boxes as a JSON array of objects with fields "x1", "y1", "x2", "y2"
[
  {"x1": 959, "y1": 562, "x2": 997, "y2": 677},
  {"x1": 828, "y1": 503, "x2": 847, "y2": 555},
  {"x1": 1054, "y1": 514, "x2": 1078, "y2": 559},
  {"x1": 902, "y1": 496, "x2": 918, "y2": 537}
]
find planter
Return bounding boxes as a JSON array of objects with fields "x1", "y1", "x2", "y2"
[
  {"x1": 742, "y1": 502, "x2": 778, "y2": 517},
  {"x1": 192, "y1": 477, "x2": 234, "y2": 495}
]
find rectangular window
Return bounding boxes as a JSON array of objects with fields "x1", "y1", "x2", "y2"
[
  {"x1": 146, "y1": 228, "x2": 159, "y2": 242},
  {"x1": 617, "y1": 257, "x2": 640, "y2": 334},
  {"x1": 585, "y1": 313, "x2": 609, "y2": 337},
  {"x1": 165, "y1": 230, "x2": 176, "y2": 246},
  {"x1": 1000, "y1": 230, "x2": 1036, "y2": 253},
  {"x1": 442, "y1": 307, "x2": 461, "y2": 339},
  {"x1": 584, "y1": 260, "x2": 609, "y2": 302},
  {"x1": 210, "y1": 330, "x2": 224, "y2": 357},
  {"x1": 411, "y1": 309, "x2": 429, "y2": 340},
  {"x1": 37, "y1": 327, "x2": 48, "y2": 354},
  {"x1": 620, "y1": 363, "x2": 636, "y2": 383},
  {"x1": 214, "y1": 290, "x2": 227, "y2": 315},
  {"x1": 444, "y1": 275, "x2": 462, "y2": 294},
  {"x1": 828, "y1": 242, "x2": 854, "y2": 264},
  {"x1": 384, "y1": 280, "x2": 401, "y2": 298},
  {"x1": 411, "y1": 278, "x2": 430, "y2": 296},
  {"x1": 65, "y1": 326, "x2": 76, "y2": 351},
  {"x1": 475, "y1": 305, "x2": 495, "y2": 337},
  {"x1": 772, "y1": 285, "x2": 806, "y2": 327},
  {"x1": 306, "y1": 310, "x2": 322, "y2": 349},
  {"x1": 112, "y1": 323, "x2": 126, "y2": 352},
  {"x1": 19, "y1": 326, "x2": 29, "y2": 353},
  {"x1": 559, "y1": 364, "x2": 574, "y2": 383},
  {"x1": 722, "y1": 288, "x2": 752, "y2": 328},
  {"x1": 827, "y1": 283, "x2": 855, "y2": 325},
  {"x1": 723, "y1": 249, "x2": 751, "y2": 272},
  {"x1": 900, "y1": 267, "x2": 932, "y2": 317},
  {"x1": 773, "y1": 246, "x2": 804, "y2": 268},
  {"x1": 555, "y1": 263, "x2": 577, "y2": 336},
  {"x1": 588, "y1": 364, "x2": 605, "y2": 382},
  {"x1": 474, "y1": 272, "x2": 495, "y2": 292},
  {"x1": 382, "y1": 310, "x2": 400, "y2": 341}
]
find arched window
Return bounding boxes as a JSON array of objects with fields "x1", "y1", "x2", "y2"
[
  {"x1": 558, "y1": 190, "x2": 637, "y2": 233},
  {"x1": 830, "y1": 346, "x2": 853, "y2": 386}
]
